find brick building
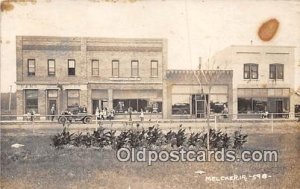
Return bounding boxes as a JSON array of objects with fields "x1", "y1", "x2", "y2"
[
  {"x1": 211, "y1": 45, "x2": 299, "y2": 118},
  {"x1": 16, "y1": 36, "x2": 167, "y2": 119}
]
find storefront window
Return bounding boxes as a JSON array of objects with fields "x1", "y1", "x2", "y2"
[
  {"x1": 238, "y1": 97, "x2": 289, "y2": 115},
  {"x1": 172, "y1": 95, "x2": 190, "y2": 115},
  {"x1": 113, "y1": 99, "x2": 155, "y2": 113},
  {"x1": 238, "y1": 98, "x2": 252, "y2": 113},
  {"x1": 25, "y1": 90, "x2": 38, "y2": 113},
  {"x1": 253, "y1": 98, "x2": 267, "y2": 113},
  {"x1": 67, "y1": 90, "x2": 80, "y2": 108},
  {"x1": 210, "y1": 95, "x2": 228, "y2": 114},
  {"x1": 295, "y1": 105, "x2": 300, "y2": 117}
]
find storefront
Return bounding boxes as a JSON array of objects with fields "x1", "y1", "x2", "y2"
[
  {"x1": 90, "y1": 86, "x2": 163, "y2": 117},
  {"x1": 237, "y1": 88, "x2": 290, "y2": 118},
  {"x1": 164, "y1": 70, "x2": 233, "y2": 119}
]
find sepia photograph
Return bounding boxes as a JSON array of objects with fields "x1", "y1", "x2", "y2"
[{"x1": 0, "y1": 0, "x2": 299, "y2": 188}]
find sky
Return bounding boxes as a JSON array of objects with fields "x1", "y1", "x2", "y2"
[{"x1": 1, "y1": 0, "x2": 299, "y2": 92}]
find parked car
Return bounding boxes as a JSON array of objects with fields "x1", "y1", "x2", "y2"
[{"x1": 58, "y1": 106, "x2": 92, "y2": 124}]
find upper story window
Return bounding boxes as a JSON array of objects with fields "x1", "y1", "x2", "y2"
[
  {"x1": 68, "y1": 59, "x2": 75, "y2": 76},
  {"x1": 92, "y1": 60, "x2": 99, "y2": 76},
  {"x1": 28, "y1": 59, "x2": 35, "y2": 76},
  {"x1": 131, "y1": 60, "x2": 139, "y2": 77},
  {"x1": 270, "y1": 64, "x2": 284, "y2": 79},
  {"x1": 244, "y1": 63, "x2": 258, "y2": 79},
  {"x1": 112, "y1": 60, "x2": 119, "y2": 77},
  {"x1": 48, "y1": 59, "x2": 55, "y2": 76},
  {"x1": 151, "y1": 60, "x2": 158, "y2": 77}
]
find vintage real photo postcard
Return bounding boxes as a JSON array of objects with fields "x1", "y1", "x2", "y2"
[{"x1": 0, "y1": 0, "x2": 299, "y2": 188}]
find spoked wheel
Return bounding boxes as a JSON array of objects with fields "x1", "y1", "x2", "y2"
[
  {"x1": 83, "y1": 116, "x2": 92, "y2": 124},
  {"x1": 58, "y1": 116, "x2": 67, "y2": 124}
]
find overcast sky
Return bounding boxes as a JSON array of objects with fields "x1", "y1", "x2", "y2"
[{"x1": 1, "y1": 0, "x2": 299, "y2": 92}]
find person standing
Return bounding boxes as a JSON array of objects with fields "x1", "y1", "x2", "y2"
[
  {"x1": 95, "y1": 107, "x2": 100, "y2": 118},
  {"x1": 222, "y1": 104, "x2": 229, "y2": 118},
  {"x1": 95, "y1": 107, "x2": 100, "y2": 120},
  {"x1": 82, "y1": 105, "x2": 87, "y2": 113},
  {"x1": 50, "y1": 104, "x2": 56, "y2": 121},
  {"x1": 100, "y1": 109, "x2": 104, "y2": 120},
  {"x1": 104, "y1": 108, "x2": 109, "y2": 120},
  {"x1": 139, "y1": 109, "x2": 144, "y2": 122},
  {"x1": 128, "y1": 107, "x2": 133, "y2": 121},
  {"x1": 110, "y1": 109, "x2": 115, "y2": 120}
]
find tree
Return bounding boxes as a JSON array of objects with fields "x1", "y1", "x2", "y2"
[{"x1": 192, "y1": 70, "x2": 227, "y2": 149}]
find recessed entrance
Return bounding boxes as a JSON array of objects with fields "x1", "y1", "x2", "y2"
[
  {"x1": 192, "y1": 94, "x2": 208, "y2": 118},
  {"x1": 92, "y1": 99, "x2": 108, "y2": 114},
  {"x1": 195, "y1": 100, "x2": 205, "y2": 118},
  {"x1": 48, "y1": 100, "x2": 57, "y2": 119}
]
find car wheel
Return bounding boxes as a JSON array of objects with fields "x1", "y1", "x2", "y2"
[
  {"x1": 58, "y1": 116, "x2": 67, "y2": 124},
  {"x1": 83, "y1": 117, "x2": 91, "y2": 124}
]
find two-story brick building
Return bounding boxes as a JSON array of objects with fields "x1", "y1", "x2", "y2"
[
  {"x1": 211, "y1": 45, "x2": 299, "y2": 118},
  {"x1": 16, "y1": 36, "x2": 167, "y2": 119}
]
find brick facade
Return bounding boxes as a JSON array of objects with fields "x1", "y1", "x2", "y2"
[{"x1": 16, "y1": 36, "x2": 167, "y2": 119}]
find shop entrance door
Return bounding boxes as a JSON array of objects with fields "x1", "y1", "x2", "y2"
[
  {"x1": 195, "y1": 100, "x2": 205, "y2": 118},
  {"x1": 48, "y1": 100, "x2": 57, "y2": 119},
  {"x1": 268, "y1": 98, "x2": 283, "y2": 118},
  {"x1": 92, "y1": 99, "x2": 108, "y2": 114}
]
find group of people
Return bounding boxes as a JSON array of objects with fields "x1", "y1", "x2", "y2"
[
  {"x1": 95, "y1": 107, "x2": 145, "y2": 122},
  {"x1": 26, "y1": 110, "x2": 36, "y2": 121},
  {"x1": 95, "y1": 107, "x2": 115, "y2": 120},
  {"x1": 128, "y1": 107, "x2": 145, "y2": 122}
]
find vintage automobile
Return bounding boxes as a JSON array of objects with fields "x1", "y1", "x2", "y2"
[{"x1": 58, "y1": 106, "x2": 92, "y2": 124}]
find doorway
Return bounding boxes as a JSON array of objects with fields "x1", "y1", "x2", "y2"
[
  {"x1": 92, "y1": 99, "x2": 108, "y2": 114},
  {"x1": 192, "y1": 94, "x2": 208, "y2": 118},
  {"x1": 195, "y1": 100, "x2": 206, "y2": 118},
  {"x1": 48, "y1": 100, "x2": 57, "y2": 119},
  {"x1": 268, "y1": 98, "x2": 283, "y2": 118}
]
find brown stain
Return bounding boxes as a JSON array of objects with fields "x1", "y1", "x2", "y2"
[
  {"x1": 258, "y1": 18, "x2": 279, "y2": 41},
  {"x1": 1, "y1": 0, "x2": 37, "y2": 12},
  {"x1": 1, "y1": 0, "x2": 14, "y2": 12}
]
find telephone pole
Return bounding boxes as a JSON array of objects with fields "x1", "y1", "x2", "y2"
[{"x1": 8, "y1": 85, "x2": 12, "y2": 113}]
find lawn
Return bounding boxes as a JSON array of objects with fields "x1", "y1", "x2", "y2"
[{"x1": 1, "y1": 122, "x2": 299, "y2": 189}]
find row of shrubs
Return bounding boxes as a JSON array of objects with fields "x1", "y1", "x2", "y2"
[{"x1": 52, "y1": 125, "x2": 248, "y2": 150}]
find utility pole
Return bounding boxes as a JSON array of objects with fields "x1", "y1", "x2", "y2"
[{"x1": 8, "y1": 85, "x2": 12, "y2": 113}]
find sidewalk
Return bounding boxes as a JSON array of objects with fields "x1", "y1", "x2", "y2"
[
  {"x1": 1, "y1": 117, "x2": 298, "y2": 124},
  {"x1": 1, "y1": 120, "x2": 299, "y2": 135}
]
